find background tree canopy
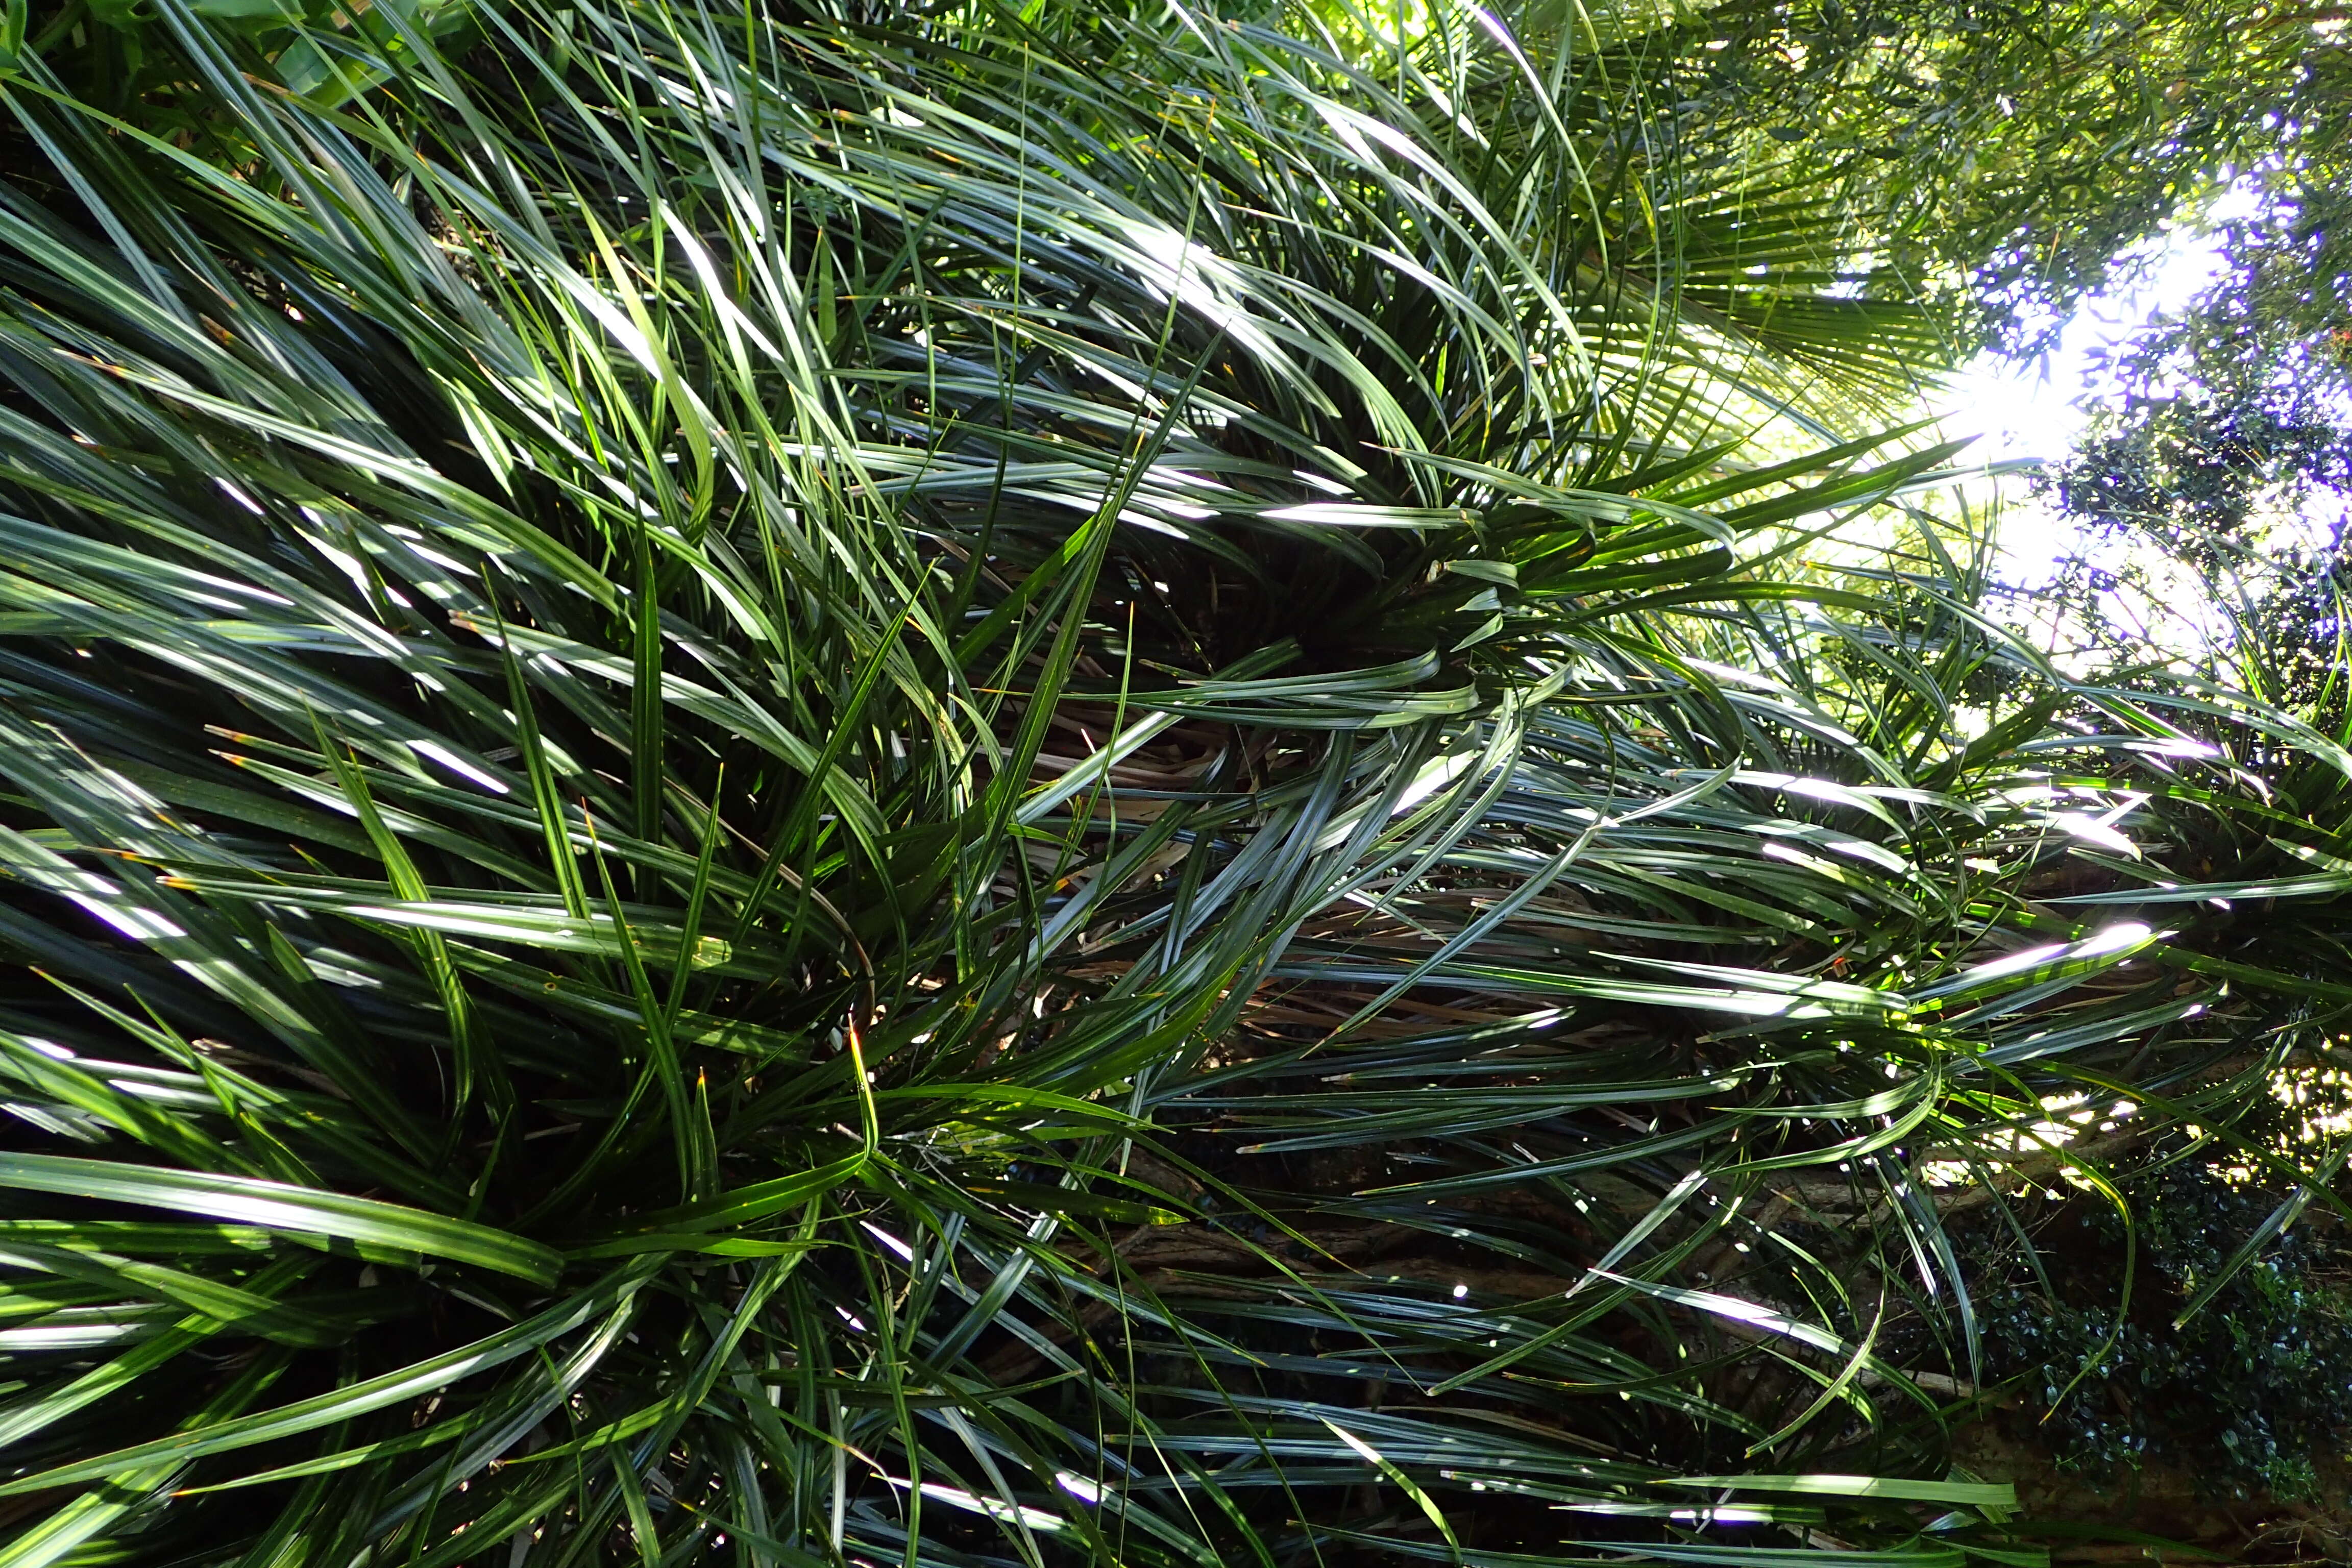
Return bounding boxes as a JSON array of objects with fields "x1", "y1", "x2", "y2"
[
  {"x1": 1, "y1": 2, "x2": 2350, "y2": 1566},
  {"x1": 1673, "y1": 0, "x2": 2352, "y2": 351}
]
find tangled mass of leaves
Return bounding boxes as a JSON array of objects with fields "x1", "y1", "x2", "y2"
[
  {"x1": 1980, "y1": 1152, "x2": 2352, "y2": 1504},
  {"x1": 2, "y1": 1, "x2": 2352, "y2": 1565}
]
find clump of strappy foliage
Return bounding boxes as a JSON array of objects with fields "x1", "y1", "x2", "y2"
[{"x1": 3, "y1": 5, "x2": 2352, "y2": 1568}]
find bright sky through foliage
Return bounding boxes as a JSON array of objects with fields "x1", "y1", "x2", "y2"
[{"x1": 1942, "y1": 183, "x2": 2262, "y2": 585}]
